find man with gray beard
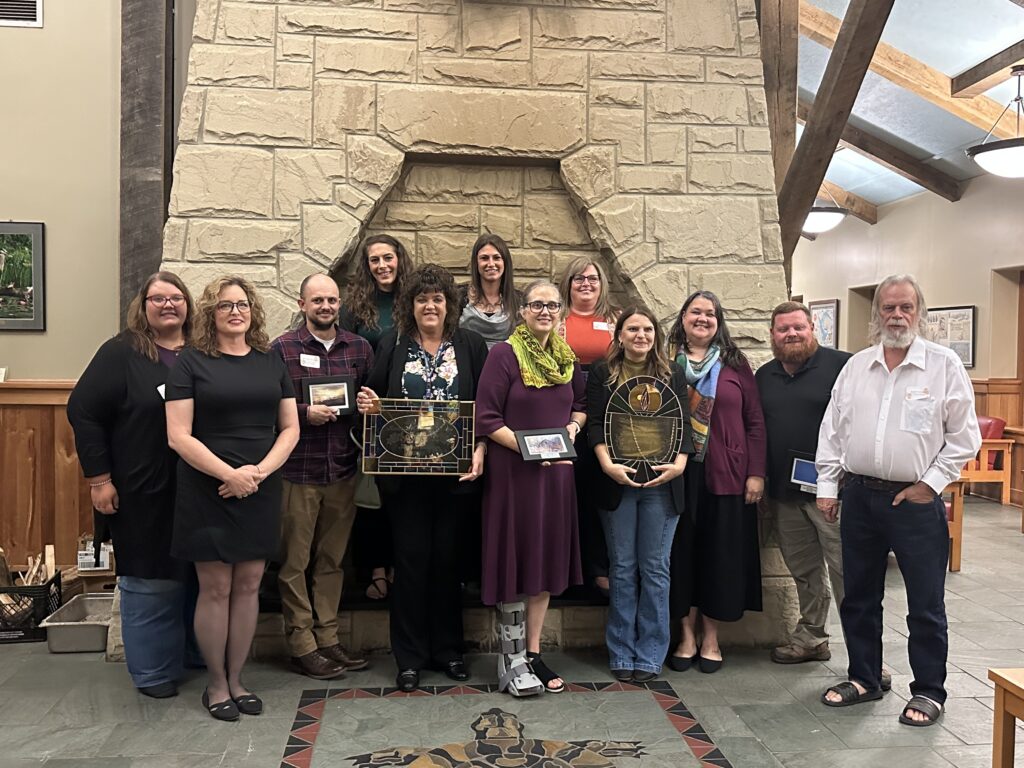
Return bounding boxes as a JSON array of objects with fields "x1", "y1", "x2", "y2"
[
  {"x1": 816, "y1": 275, "x2": 980, "y2": 727},
  {"x1": 756, "y1": 302, "x2": 850, "y2": 664}
]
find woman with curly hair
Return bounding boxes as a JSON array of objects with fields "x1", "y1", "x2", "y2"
[
  {"x1": 341, "y1": 234, "x2": 413, "y2": 600},
  {"x1": 355, "y1": 263, "x2": 488, "y2": 692},
  {"x1": 68, "y1": 271, "x2": 195, "y2": 698},
  {"x1": 166, "y1": 276, "x2": 300, "y2": 720}
]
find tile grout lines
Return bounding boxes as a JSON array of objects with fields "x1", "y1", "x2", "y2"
[{"x1": 280, "y1": 680, "x2": 733, "y2": 768}]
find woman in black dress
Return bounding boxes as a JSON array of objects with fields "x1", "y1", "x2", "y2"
[
  {"x1": 355, "y1": 264, "x2": 488, "y2": 692},
  {"x1": 68, "y1": 271, "x2": 195, "y2": 698},
  {"x1": 166, "y1": 276, "x2": 300, "y2": 721}
]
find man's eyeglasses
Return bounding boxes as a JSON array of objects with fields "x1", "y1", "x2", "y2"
[
  {"x1": 571, "y1": 275, "x2": 601, "y2": 285},
  {"x1": 146, "y1": 295, "x2": 186, "y2": 307},
  {"x1": 523, "y1": 301, "x2": 562, "y2": 314},
  {"x1": 216, "y1": 300, "x2": 251, "y2": 314}
]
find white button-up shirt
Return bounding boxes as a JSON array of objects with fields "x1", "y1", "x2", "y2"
[{"x1": 816, "y1": 336, "x2": 981, "y2": 498}]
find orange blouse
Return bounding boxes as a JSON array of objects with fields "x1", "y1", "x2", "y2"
[{"x1": 563, "y1": 311, "x2": 613, "y2": 365}]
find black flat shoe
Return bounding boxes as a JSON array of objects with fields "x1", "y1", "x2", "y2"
[
  {"x1": 632, "y1": 671, "x2": 657, "y2": 683},
  {"x1": 202, "y1": 689, "x2": 239, "y2": 722},
  {"x1": 667, "y1": 654, "x2": 694, "y2": 672},
  {"x1": 698, "y1": 653, "x2": 723, "y2": 674},
  {"x1": 611, "y1": 668, "x2": 633, "y2": 682},
  {"x1": 444, "y1": 660, "x2": 470, "y2": 682},
  {"x1": 396, "y1": 669, "x2": 419, "y2": 692},
  {"x1": 138, "y1": 682, "x2": 178, "y2": 699},
  {"x1": 232, "y1": 693, "x2": 263, "y2": 716}
]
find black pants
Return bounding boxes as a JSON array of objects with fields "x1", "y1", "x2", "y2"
[
  {"x1": 840, "y1": 479, "x2": 949, "y2": 703},
  {"x1": 387, "y1": 479, "x2": 463, "y2": 671},
  {"x1": 575, "y1": 439, "x2": 609, "y2": 582}
]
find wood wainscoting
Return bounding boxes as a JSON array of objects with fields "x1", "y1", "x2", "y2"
[
  {"x1": 974, "y1": 379, "x2": 1022, "y2": 429},
  {"x1": 0, "y1": 381, "x2": 92, "y2": 569}
]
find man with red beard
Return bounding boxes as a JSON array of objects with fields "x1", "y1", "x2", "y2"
[
  {"x1": 816, "y1": 275, "x2": 980, "y2": 727},
  {"x1": 756, "y1": 302, "x2": 850, "y2": 665}
]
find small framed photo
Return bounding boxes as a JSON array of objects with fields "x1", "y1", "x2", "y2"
[
  {"x1": 303, "y1": 375, "x2": 355, "y2": 415},
  {"x1": 926, "y1": 305, "x2": 975, "y2": 368},
  {"x1": 808, "y1": 298, "x2": 839, "y2": 349},
  {"x1": 0, "y1": 222, "x2": 45, "y2": 331},
  {"x1": 515, "y1": 428, "x2": 578, "y2": 462},
  {"x1": 0, "y1": 367, "x2": 7, "y2": 383}
]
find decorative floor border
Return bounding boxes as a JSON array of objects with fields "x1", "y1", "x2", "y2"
[{"x1": 279, "y1": 680, "x2": 733, "y2": 768}]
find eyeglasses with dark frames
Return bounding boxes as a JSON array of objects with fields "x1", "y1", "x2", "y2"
[
  {"x1": 216, "y1": 300, "x2": 251, "y2": 313},
  {"x1": 146, "y1": 295, "x2": 186, "y2": 307},
  {"x1": 571, "y1": 274, "x2": 601, "y2": 285},
  {"x1": 524, "y1": 301, "x2": 562, "y2": 314}
]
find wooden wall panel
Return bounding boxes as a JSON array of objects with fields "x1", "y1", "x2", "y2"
[
  {"x1": 0, "y1": 381, "x2": 90, "y2": 568},
  {"x1": 973, "y1": 378, "x2": 1022, "y2": 427}
]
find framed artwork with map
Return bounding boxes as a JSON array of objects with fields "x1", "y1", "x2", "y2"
[{"x1": 809, "y1": 299, "x2": 839, "y2": 349}]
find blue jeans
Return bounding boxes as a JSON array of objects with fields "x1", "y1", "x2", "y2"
[
  {"x1": 599, "y1": 486, "x2": 679, "y2": 673},
  {"x1": 840, "y1": 479, "x2": 949, "y2": 703},
  {"x1": 118, "y1": 577, "x2": 186, "y2": 688}
]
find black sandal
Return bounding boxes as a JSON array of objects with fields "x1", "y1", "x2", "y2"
[
  {"x1": 899, "y1": 695, "x2": 942, "y2": 726},
  {"x1": 202, "y1": 689, "x2": 239, "y2": 722},
  {"x1": 526, "y1": 652, "x2": 565, "y2": 694},
  {"x1": 232, "y1": 693, "x2": 263, "y2": 716},
  {"x1": 821, "y1": 681, "x2": 884, "y2": 708}
]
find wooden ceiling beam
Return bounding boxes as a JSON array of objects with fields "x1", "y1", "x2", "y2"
[
  {"x1": 778, "y1": 0, "x2": 895, "y2": 272},
  {"x1": 799, "y1": 0, "x2": 1017, "y2": 139},
  {"x1": 760, "y1": 0, "x2": 800, "y2": 190},
  {"x1": 819, "y1": 180, "x2": 878, "y2": 224},
  {"x1": 797, "y1": 100, "x2": 963, "y2": 201},
  {"x1": 951, "y1": 39, "x2": 1024, "y2": 98}
]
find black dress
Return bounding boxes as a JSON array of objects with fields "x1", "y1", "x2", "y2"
[
  {"x1": 67, "y1": 335, "x2": 184, "y2": 580},
  {"x1": 166, "y1": 347, "x2": 295, "y2": 563}
]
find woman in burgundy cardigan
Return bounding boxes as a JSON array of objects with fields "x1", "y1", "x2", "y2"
[{"x1": 665, "y1": 290, "x2": 766, "y2": 674}]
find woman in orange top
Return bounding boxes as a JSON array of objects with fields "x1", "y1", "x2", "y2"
[{"x1": 558, "y1": 256, "x2": 619, "y2": 597}]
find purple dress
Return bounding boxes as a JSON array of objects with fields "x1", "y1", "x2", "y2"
[{"x1": 476, "y1": 343, "x2": 586, "y2": 605}]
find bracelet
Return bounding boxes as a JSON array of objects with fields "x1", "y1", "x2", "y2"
[
  {"x1": 89, "y1": 479, "x2": 112, "y2": 488},
  {"x1": 569, "y1": 419, "x2": 583, "y2": 430},
  {"x1": 255, "y1": 464, "x2": 264, "y2": 480}
]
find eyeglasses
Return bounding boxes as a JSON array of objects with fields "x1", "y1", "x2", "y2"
[
  {"x1": 524, "y1": 301, "x2": 562, "y2": 314},
  {"x1": 571, "y1": 274, "x2": 600, "y2": 285},
  {"x1": 216, "y1": 300, "x2": 251, "y2": 314},
  {"x1": 146, "y1": 295, "x2": 186, "y2": 307}
]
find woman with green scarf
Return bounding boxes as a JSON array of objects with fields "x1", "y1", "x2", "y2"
[{"x1": 477, "y1": 279, "x2": 587, "y2": 697}]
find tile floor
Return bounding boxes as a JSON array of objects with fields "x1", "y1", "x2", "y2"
[{"x1": 3, "y1": 497, "x2": 1024, "y2": 767}]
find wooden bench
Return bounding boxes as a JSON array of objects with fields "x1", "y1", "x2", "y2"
[
  {"x1": 989, "y1": 668, "x2": 1024, "y2": 768},
  {"x1": 946, "y1": 479, "x2": 965, "y2": 573}
]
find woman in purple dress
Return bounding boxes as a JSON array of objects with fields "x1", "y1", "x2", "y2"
[{"x1": 476, "y1": 280, "x2": 587, "y2": 697}]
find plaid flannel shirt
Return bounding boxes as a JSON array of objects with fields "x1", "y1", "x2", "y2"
[{"x1": 271, "y1": 325, "x2": 374, "y2": 485}]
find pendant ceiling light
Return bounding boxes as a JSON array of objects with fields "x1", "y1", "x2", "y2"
[
  {"x1": 802, "y1": 183, "x2": 848, "y2": 235},
  {"x1": 966, "y1": 65, "x2": 1024, "y2": 179}
]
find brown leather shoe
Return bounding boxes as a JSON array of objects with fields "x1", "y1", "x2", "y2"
[
  {"x1": 319, "y1": 643, "x2": 369, "y2": 671},
  {"x1": 291, "y1": 650, "x2": 346, "y2": 680},
  {"x1": 770, "y1": 641, "x2": 831, "y2": 664}
]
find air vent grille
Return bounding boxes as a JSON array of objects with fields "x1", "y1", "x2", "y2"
[{"x1": 0, "y1": 0, "x2": 42, "y2": 28}]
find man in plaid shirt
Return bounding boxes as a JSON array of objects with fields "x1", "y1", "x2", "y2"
[{"x1": 271, "y1": 273, "x2": 374, "y2": 680}]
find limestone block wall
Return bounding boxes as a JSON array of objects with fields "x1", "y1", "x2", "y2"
[{"x1": 162, "y1": 0, "x2": 788, "y2": 351}]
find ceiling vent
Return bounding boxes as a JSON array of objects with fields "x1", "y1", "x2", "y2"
[{"x1": 0, "y1": 0, "x2": 42, "y2": 28}]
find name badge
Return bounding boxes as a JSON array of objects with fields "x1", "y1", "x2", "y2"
[
  {"x1": 157, "y1": 384, "x2": 166, "y2": 400},
  {"x1": 592, "y1": 321, "x2": 610, "y2": 332},
  {"x1": 300, "y1": 353, "x2": 321, "y2": 369},
  {"x1": 906, "y1": 387, "x2": 930, "y2": 400}
]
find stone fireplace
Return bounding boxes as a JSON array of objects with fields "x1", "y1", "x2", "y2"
[{"x1": 161, "y1": 0, "x2": 796, "y2": 648}]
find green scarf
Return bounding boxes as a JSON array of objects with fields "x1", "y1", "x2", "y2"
[{"x1": 509, "y1": 324, "x2": 576, "y2": 388}]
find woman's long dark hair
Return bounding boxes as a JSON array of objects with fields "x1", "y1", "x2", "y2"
[
  {"x1": 468, "y1": 233, "x2": 517, "y2": 311},
  {"x1": 344, "y1": 234, "x2": 412, "y2": 330},
  {"x1": 667, "y1": 290, "x2": 747, "y2": 370},
  {"x1": 604, "y1": 306, "x2": 672, "y2": 385}
]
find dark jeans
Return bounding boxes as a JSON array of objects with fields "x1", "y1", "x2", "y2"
[
  {"x1": 840, "y1": 479, "x2": 949, "y2": 703},
  {"x1": 387, "y1": 479, "x2": 463, "y2": 671}
]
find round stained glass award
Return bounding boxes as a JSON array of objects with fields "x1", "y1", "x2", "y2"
[{"x1": 604, "y1": 376, "x2": 685, "y2": 484}]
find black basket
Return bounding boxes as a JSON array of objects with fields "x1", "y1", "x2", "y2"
[{"x1": 0, "y1": 571, "x2": 62, "y2": 643}]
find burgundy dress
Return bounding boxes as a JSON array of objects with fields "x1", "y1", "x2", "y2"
[{"x1": 477, "y1": 343, "x2": 586, "y2": 605}]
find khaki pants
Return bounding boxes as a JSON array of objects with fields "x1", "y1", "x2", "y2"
[
  {"x1": 768, "y1": 496, "x2": 844, "y2": 649},
  {"x1": 279, "y1": 476, "x2": 357, "y2": 657}
]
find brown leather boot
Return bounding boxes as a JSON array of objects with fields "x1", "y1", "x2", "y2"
[
  {"x1": 319, "y1": 643, "x2": 369, "y2": 671},
  {"x1": 770, "y1": 641, "x2": 831, "y2": 664},
  {"x1": 291, "y1": 650, "x2": 345, "y2": 680}
]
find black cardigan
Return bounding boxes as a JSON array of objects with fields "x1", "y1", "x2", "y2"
[{"x1": 585, "y1": 359, "x2": 694, "y2": 517}]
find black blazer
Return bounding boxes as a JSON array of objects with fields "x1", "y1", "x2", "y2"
[
  {"x1": 364, "y1": 327, "x2": 489, "y2": 494},
  {"x1": 585, "y1": 359, "x2": 694, "y2": 517}
]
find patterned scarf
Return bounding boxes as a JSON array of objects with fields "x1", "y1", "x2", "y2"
[
  {"x1": 509, "y1": 323, "x2": 576, "y2": 388},
  {"x1": 679, "y1": 345, "x2": 722, "y2": 462}
]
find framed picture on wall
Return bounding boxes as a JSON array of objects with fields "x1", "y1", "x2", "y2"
[
  {"x1": 926, "y1": 305, "x2": 975, "y2": 368},
  {"x1": 809, "y1": 299, "x2": 839, "y2": 349},
  {"x1": 0, "y1": 222, "x2": 45, "y2": 331}
]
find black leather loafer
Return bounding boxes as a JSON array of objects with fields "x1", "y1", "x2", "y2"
[
  {"x1": 396, "y1": 669, "x2": 419, "y2": 692},
  {"x1": 444, "y1": 659, "x2": 470, "y2": 682}
]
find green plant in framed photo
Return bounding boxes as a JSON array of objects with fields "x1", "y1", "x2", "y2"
[{"x1": 0, "y1": 223, "x2": 45, "y2": 330}]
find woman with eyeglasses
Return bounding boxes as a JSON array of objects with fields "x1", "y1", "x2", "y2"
[
  {"x1": 477, "y1": 280, "x2": 587, "y2": 697},
  {"x1": 341, "y1": 234, "x2": 413, "y2": 601},
  {"x1": 68, "y1": 271, "x2": 196, "y2": 699},
  {"x1": 558, "y1": 257, "x2": 620, "y2": 600},
  {"x1": 166, "y1": 276, "x2": 300, "y2": 720}
]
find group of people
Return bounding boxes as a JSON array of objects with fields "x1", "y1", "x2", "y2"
[{"x1": 68, "y1": 234, "x2": 980, "y2": 729}]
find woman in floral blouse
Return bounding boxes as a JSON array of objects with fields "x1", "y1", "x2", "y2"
[{"x1": 356, "y1": 264, "x2": 489, "y2": 692}]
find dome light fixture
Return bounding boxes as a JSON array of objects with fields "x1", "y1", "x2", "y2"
[
  {"x1": 966, "y1": 65, "x2": 1024, "y2": 179},
  {"x1": 802, "y1": 184, "x2": 849, "y2": 235}
]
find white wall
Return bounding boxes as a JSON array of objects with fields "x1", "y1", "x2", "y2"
[
  {"x1": 793, "y1": 173, "x2": 1024, "y2": 380},
  {"x1": 0, "y1": 0, "x2": 121, "y2": 378}
]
